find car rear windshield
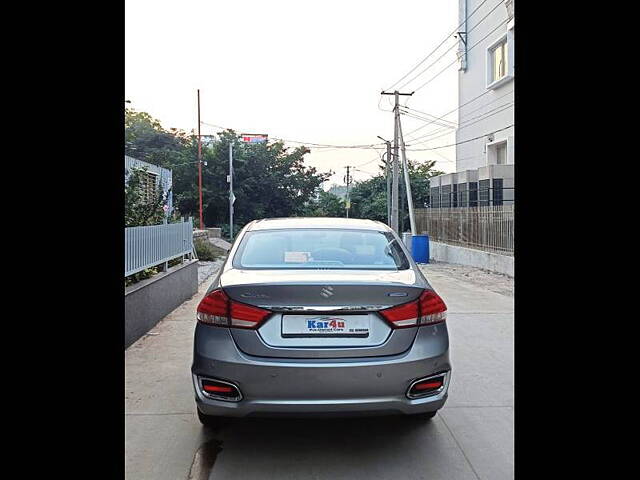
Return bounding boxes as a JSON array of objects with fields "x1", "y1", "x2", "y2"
[{"x1": 233, "y1": 228, "x2": 410, "y2": 270}]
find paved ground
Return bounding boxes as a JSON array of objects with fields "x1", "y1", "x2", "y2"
[
  {"x1": 125, "y1": 261, "x2": 513, "y2": 480},
  {"x1": 197, "y1": 259, "x2": 225, "y2": 285},
  {"x1": 424, "y1": 260, "x2": 514, "y2": 297}
]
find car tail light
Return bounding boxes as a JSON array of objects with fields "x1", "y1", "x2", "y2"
[
  {"x1": 407, "y1": 373, "x2": 447, "y2": 399},
  {"x1": 199, "y1": 377, "x2": 242, "y2": 402},
  {"x1": 196, "y1": 289, "x2": 271, "y2": 328},
  {"x1": 379, "y1": 290, "x2": 446, "y2": 328}
]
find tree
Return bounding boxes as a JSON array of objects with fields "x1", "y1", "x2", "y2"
[
  {"x1": 302, "y1": 190, "x2": 345, "y2": 217},
  {"x1": 348, "y1": 160, "x2": 444, "y2": 226},
  {"x1": 125, "y1": 109, "x2": 330, "y2": 232},
  {"x1": 125, "y1": 108, "x2": 188, "y2": 168},
  {"x1": 124, "y1": 167, "x2": 170, "y2": 227}
]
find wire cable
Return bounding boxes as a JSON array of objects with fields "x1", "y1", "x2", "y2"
[
  {"x1": 412, "y1": 17, "x2": 509, "y2": 93},
  {"x1": 405, "y1": 124, "x2": 514, "y2": 151},
  {"x1": 400, "y1": 106, "x2": 457, "y2": 127},
  {"x1": 199, "y1": 121, "x2": 386, "y2": 150},
  {"x1": 384, "y1": 0, "x2": 492, "y2": 91},
  {"x1": 402, "y1": 100, "x2": 507, "y2": 142},
  {"x1": 407, "y1": 100, "x2": 513, "y2": 145},
  {"x1": 396, "y1": 0, "x2": 505, "y2": 91},
  {"x1": 403, "y1": 86, "x2": 514, "y2": 138}
]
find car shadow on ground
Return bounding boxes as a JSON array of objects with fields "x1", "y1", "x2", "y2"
[{"x1": 196, "y1": 414, "x2": 472, "y2": 480}]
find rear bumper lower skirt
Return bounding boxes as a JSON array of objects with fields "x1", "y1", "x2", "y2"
[{"x1": 192, "y1": 327, "x2": 450, "y2": 418}]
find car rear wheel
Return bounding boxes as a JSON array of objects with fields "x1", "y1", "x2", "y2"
[
  {"x1": 416, "y1": 410, "x2": 438, "y2": 420},
  {"x1": 197, "y1": 409, "x2": 221, "y2": 428}
]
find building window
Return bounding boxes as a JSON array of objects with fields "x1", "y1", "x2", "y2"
[
  {"x1": 486, "y1": 140, "x2": 509, "y2": 166},
  {"x1": 478, "y1": 180, "x2": 490, "y2": 206},
  {"x1": 431, "y1": 187, "x2": 440, "y2": 208},
  {"x1": 468, "y1": 182, "x2": 478, "y2": 207},
  {"x1": 492, "y1": 178, "x2": 504, "y2": 206},
  {"x1": 458, "y1": 183, "x2": 468, "y2": 207},
  {"x1": 486, "y1": 25, "x2": 514, "y2": 90},
  {"x1": 491, "y1": 40, "x2": 508, "y2": 83},
  {"x1": 441, "y1": 185, "x2": 451, "y2": 208}
]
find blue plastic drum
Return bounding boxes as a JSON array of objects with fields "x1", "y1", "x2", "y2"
[{"x1": 411, "y1": 235, "x2": 429, "y2": 264}]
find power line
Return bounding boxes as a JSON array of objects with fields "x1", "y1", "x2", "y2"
[
  {"x1": 384, "y1": 0, "x2": 492, "y2": 91},
  {"x1": 400, "y1": 106, "x2": 457, "y2": 127},
  {"x1": 403, "y1": 86, "x2": 514, "y2": 138},
  {"x1": 399, "y1": 109, "x2": 457, "y2": 130},
  {"x1": 412, "y1": 17, "x2": 510, "y2": 93},
  {"x1": 405, "y1": 124, "x2": 514, "y2": 151},
  {"x1": 352, "y1": 167, "x2": 378, "y2": 176},
  {"x1": 397, "y1": 0, "x2": 505, "y2": 91},
  {"x1": 407, "y1": 101, "x2": 513, "y2": 147},
  {"x1": 401, "y1": 92, "x2": 513, "y2": 143},
  {"x1": 353, "y1": 154, "x2": 383, "y2": 168},
  {"x1": 448, "y1": 88, "x2": 513, "y2": 121},
  {"x1": 407, "y1": 100, "x2": 514, "y2": 145},
  {"x1": 200, "y1": 121, "x2": 385, "y2": 150}
]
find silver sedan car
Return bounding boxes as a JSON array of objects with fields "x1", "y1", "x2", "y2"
[{"x1": 192, "y1": 217, "x2": 450, "y2": 425}]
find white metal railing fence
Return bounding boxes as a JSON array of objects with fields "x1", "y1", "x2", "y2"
[
  {"x1": 414, "y1": 206, "x2": 514, "y2": 256},
  {"x1": 125, "y1": 219, "x2": 194, "y2": 277}
]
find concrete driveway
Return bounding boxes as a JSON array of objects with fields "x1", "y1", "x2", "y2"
[{"x1": 125, "y1": 262, "x2": 514, "y2": 480}]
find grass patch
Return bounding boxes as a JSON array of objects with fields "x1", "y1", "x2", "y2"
[{"x1": 195, "y1": 238, "x2": 225, "y2": 261}]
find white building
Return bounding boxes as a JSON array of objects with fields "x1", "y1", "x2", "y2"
[{"x1": 429, "y1": 0, "x2": 514, "y2": 207}]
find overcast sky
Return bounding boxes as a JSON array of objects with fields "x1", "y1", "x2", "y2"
[{"x1": 125, "y1": 0, "x2": 458, "y2": 187}]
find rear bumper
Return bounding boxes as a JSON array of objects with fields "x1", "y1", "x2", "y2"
[{"x1": 192, "y1": 325, "x2": 450, "y2": 418}]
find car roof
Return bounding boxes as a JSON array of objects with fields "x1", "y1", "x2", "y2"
[{"x1": 247, "y1": 217, "x2": 390, "y2": 232}]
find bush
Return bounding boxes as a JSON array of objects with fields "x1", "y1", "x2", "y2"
[
  {"x1": 124, "y1": 267, "x2": 159, "y2": 287},
  {"x1": 168, "y1": 257, "x2": 183, "y2": 268},
  {"x1": 194, "y1": 238, "x2": 221, "y2": 261},
  {"x1": 124, "y1": 257, "x2": 187, "y2": 287},
  {"x1": 219, "y1": 223, "x2": 243, "y2": 241}
]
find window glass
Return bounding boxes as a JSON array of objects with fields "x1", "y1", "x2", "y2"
[
  {"x1": 492, "y1": 41, "x2": 507, "y2": 82},
  {"x1": 233, "y1": 229, "x2": 410, "y2": 270},
  {"x1": 492, "y1": 179, "x2": 504, "y2": 206}
]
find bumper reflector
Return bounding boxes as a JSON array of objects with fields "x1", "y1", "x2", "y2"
[
  {"x1": 414, "y1": 380, "x2": 442, "y2": 391},
  {"x1": 200, "y1": 378, "x2": 242, "y2": 402},
  {"x1": 407, "y1": 373, "x2": 447, "y2": 399},
  {"x1": 204, "y1": 384, "x2": 234, "y2": 393}
]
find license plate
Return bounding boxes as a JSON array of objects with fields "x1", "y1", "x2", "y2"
[{"x1": 281, "y1": 315, "x2": 370, "y2": 337}]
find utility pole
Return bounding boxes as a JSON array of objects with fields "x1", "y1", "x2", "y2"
[
  {"x1": 398, "y1": 116, "x2": 417, "y2": 235},
  {"x1": 229, "y1": 143, "x2": 234, "y2": 241},
  {"x1": 380, "y1": 90, "x2": 413, "y2": 233},
  {"x1": 197, "y1": 90, "x2": 204, "y2": 230},
  {"x1": 344, "y1": 165, "x2": 352, "y2": 218},
  {"x1": 377, "y1": 136, "x2": 392, "y2": 225}
]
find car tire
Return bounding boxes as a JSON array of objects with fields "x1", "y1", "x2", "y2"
[
  {"x1": 197, "y1": 409, "x2": 221, "y2": 428},
  {"x1": 416, "y1": 410, "x2": 438, "y2": 420}
]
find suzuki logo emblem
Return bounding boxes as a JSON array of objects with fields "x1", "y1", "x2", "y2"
[{"x1": 320, "y1": 286, "x2": 334, "y2": 298}]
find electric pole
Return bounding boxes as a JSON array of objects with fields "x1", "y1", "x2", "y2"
[
  {"x1": 398, "y1": 115, "x2": 417, "y2": 235},
  {"x1": 344, "y1": 165, "x2": 352, "y2": 218},
  {"x1": 229, "y1": 143, "x2": 234, "y2": 241},
  {"x1": 380, "y1": 90, "x2": 413, "y2": 233},
  {"x1": 197, "y1": 90, "x2": 204, "y2": 230},
  {"x1": 377, "y1": 136, "x2": 392, "y2": 225}
]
